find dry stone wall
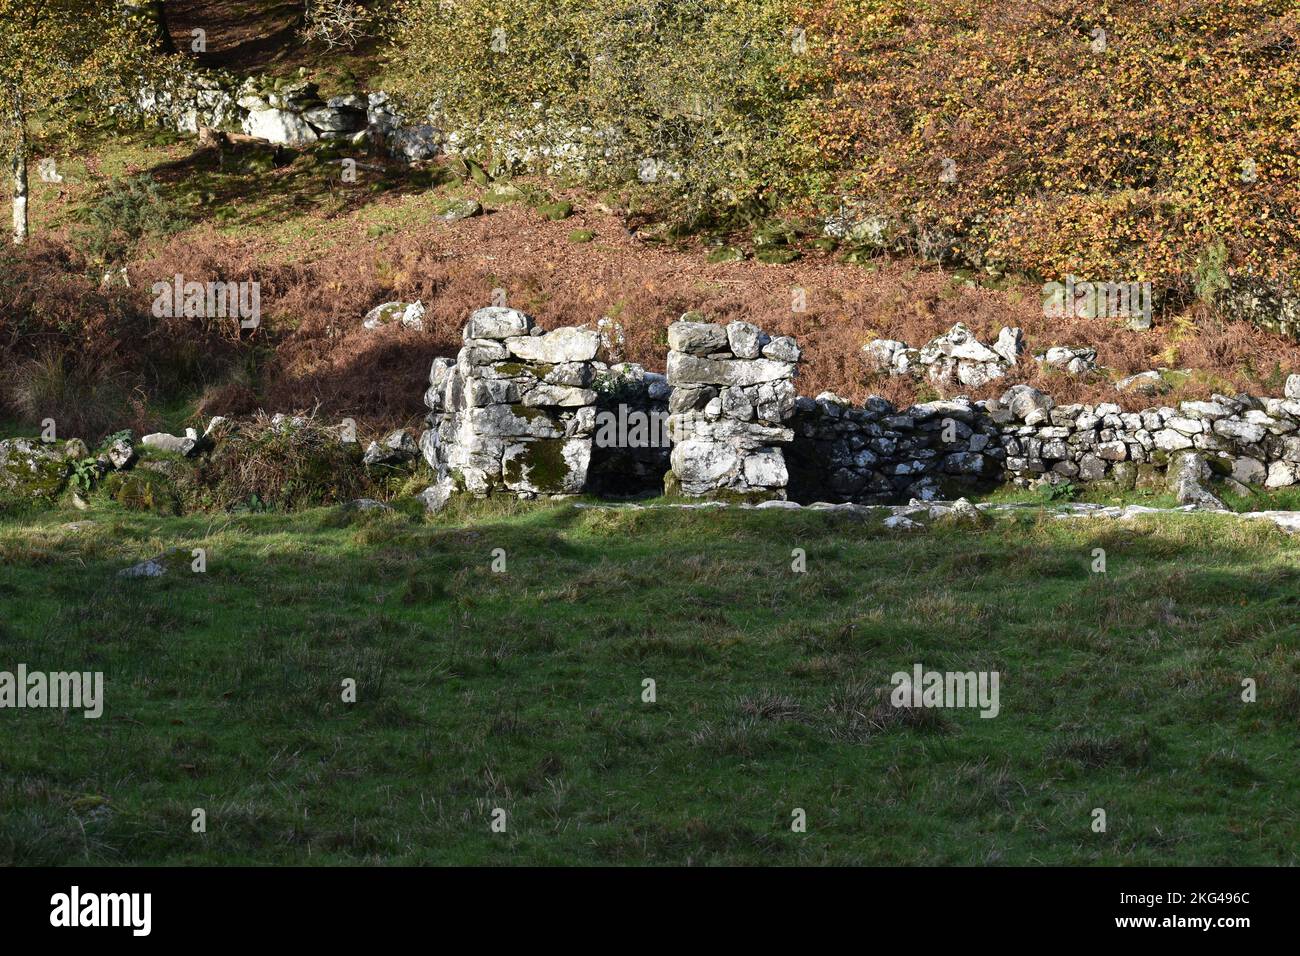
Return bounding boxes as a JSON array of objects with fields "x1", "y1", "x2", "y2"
[
  {"x1": 787, "y1": 396, "x2": 1004, "y2": 504},
  {"x1": 421, "y1": 308, "x2": 601, "y2": 502},
  {"x1": 788, "y1": 383, "x2": 1300, "y2": 506},
  {"x1": 664, "y1": 319, "x2": 801, "y2": 500},
  {"x1": 420, "y1": 307, "x2": 1300, "y2": 510},
  {"x1": 136, "y1": 70, "x2": 440, "y2": 162}
]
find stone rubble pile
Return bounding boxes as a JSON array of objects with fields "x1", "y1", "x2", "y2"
[
  {"x1": 1036, "y1": 346, "x2": 1100, "y2": 376},
  {"x1": 664, "y1": 318, "x2": 801, "y2": 499},
  {"x1": 864, "y1": 323, "x2": 1116, "y2": 390},
  {"x1": 863, "y1": 323, "x2": 1024, "y2": 388},
  {"x1": 363, "y1": 301, "x2": 426, "y2": 331}
]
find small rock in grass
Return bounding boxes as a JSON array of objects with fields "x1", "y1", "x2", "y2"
[
  {"x1": 118, "y1": 549, "x2": 185, "y2": 579},
  {"x1": 884, "y1": 514, "x2": 924, "y2": 532},
  {"x1": 346, "y1": 498, "x2": 392, "y2": 511},
  {"x1": 437, "y1": 198, "x2": 481, "y2": 222},
  {"x1": 362, "y1": 429, "x2": 419, "y2": 466},
  {"x1": 419, "y1": 478, "x2": 455, "y2": 514},
  {"x1": 935, "y1": 497, "x2": 991, "y2": 529}
]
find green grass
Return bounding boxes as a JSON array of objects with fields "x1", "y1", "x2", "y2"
[
  {"x1": 1, "y1": 497, "x2": 1297, "y2": 865},
  {"x1": 982, "y1": 480, "x2": 1300, "y2": 514}
]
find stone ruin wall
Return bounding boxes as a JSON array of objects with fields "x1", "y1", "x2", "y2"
[
  {"x1": 663, "y1": 320, "x2": 801, "y2": 500},
  {"x1": 420, "y1": 307, "x2": 1300, "y2": 509},
  {"x1": 421, "y1": 308, "x2": 602, "y2": 502}
]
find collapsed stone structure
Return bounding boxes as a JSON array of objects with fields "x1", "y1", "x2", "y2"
[
  {"x1": 420, "y1": 309, "x2": 800, "y2": 504},
  {"x1": 864, "y1": 322, "x2": 1023, "y2": 388},
  {"x1": 417, "y1": 306, "x2": 1300, "y2": 511},
  {"x1": 136, "y1": 71, "x2": 440, "y2": 161}
]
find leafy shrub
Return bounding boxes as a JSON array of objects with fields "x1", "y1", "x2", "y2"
[
  {"x1": 388, "y1": 0, "x2": 804, "y2": 223},
  {"x1": 68, "y1": 457, "x2": 99, "y2": 495},
  {"x1": 75, "y1": 174, "x2": 185, "y2": 266},
  {"x1": 788, "y1": 0, "x2": 1300, "y2": 288},
  {"x1": 101, "y1": 469, "x2": 180, "y2": 515},
  {"x1": 185, "y1": 414, "x2": 373, "y2": 511},
  {"x1": 1041, "y1": 481, "x2": 1079, "y2": 503},
  {"x1": 1194, "y1": 241, "x2": 1231, "y2": 306}
]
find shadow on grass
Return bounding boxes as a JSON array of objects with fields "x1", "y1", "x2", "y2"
[
  {"x1": 140, "y1": 138, "x2": 451, "y2": 234},
  {"x1": 0, "y1": 501, "x2": 1297, "y2": 865}
]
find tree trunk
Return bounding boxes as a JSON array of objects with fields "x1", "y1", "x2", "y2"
[
  {"x1": 11, "y1": 126, "x2": 27, "y2": 245},
  {"x1": 153, "y1": 1, "x2": 177, "y2": 54}
]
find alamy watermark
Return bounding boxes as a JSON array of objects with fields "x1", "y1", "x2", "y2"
[
  {"x1": 0, "y1": 665, "x2": 103, "y2": 718},
  {"x1": 1043, "y1": 275, "x2": 1151, "y2": 325},
  {"x1": 890, "y1": 664, "x2": 1000, "y2": 718},
  {"x1": 50, "y1": 886, "x2": 150, "y2": 936},
  {"x1": 594, "y1": 404, "x2": 672, "y2": 449},
  {"x1": 151, "y1": 274, "x2": 260, "y2": 328}
]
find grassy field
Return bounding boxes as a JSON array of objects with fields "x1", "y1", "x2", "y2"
[{"x1": 1, "y1": 497, "x2": 1297, "y2": 866}]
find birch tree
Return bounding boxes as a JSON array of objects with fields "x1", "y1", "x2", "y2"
[{"x1": 1, "y1": 1, "x2": 168, "y2": 243}]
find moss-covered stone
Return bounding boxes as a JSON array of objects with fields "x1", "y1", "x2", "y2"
[
  {"x1": 752, "y1": 223, "x2": 793, "y2": 248},
  {"x1": 464, "y1": 157, "x2": 491, "y2": 185},
  {"x1": 0, "y1": 438, "x2": 71, "y2": 510},
  {"x1": 755, "y1": 246, "x2": 801, "y2": 265},
  {"x1": 934, "y1": 499, "x2": 992, "y2": 529},
  {"x1": 435, "y1": 197, "x2": 482, "y2": 222},
  {"x1": 1204, "y1": 456, "x2": 1235, "y2": 478},
  {"x1": 482, "y1": 184, "x2": 526, "y2": 208},
  {"x1": 502, "y1": 438, "x2": 585, "y2": 494},
  {"x1": 537, "y1": 201, "x2": 573, "y2": 221},
  {"x1": 1135, "y1": 463, "x2": 1165, "y2": 492},
  {"x1": 1110, "y1": 461, "x2": 1139, "y2": 491},
  {"x1": 508, "y1": 403, "x2": 551, "y2": 422},
  {"x1": 505, "y1": 439, "x2": 563, "y2": 491},
  {"x1": 492, "y1": 362, "x2": 551, "y2": 380}
]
